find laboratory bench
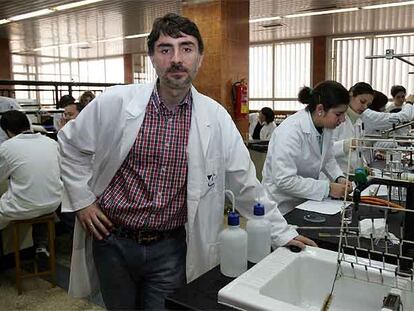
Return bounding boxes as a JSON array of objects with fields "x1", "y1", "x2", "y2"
[{"x1": 165, "y1": 204, "x2": 408, "y2": 310}]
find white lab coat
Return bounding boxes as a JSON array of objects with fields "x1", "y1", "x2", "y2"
[
  {"x1": 332, "y1": 114, "x2": 363, "y2": 174},
  {"x1": 262, "y1": 109, "x2": 343, "y2": 215},
  {"x1": 58, "y1": 82, "x2": 297, "y2": 298},
  {"x1": 362, "y1": 105, "x2": 414, "y2": 132},
  {"x1": 332, "y1": 106, "x2": 414, "y2": 172},
  {"x1": 0, "y1": 133, "x2": 63, "y2": 229},
  {"x1": 248, "y1": 113, "x2": 276, "y2": 140}
]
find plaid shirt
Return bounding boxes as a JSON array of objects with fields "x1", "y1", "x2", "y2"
[{"x1": 99, "y1": 85, "x2": 192, "y2": 231}]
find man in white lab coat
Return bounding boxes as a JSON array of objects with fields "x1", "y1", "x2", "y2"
[
  {"x1": 0, "y1": 111, "x2": 62, "y2": 252},
  {"x1": 58, "y1": 13, "x2": 315, "y2": 310}
]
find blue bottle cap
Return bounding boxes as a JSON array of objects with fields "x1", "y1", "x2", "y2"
[
  {"x1": 227, "y1": 212, "x2": 240, "y2": 226},
  {"x1": 253, "y1": 203, "x2": 265, "y2": 216}
]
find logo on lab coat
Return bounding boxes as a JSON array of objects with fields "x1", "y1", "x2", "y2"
[{"x1": 207, "y1": 173, "x2": 216, "y2": 187}]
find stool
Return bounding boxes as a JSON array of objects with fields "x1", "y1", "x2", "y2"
[{"x1": 10, "y1": 213, "x2": 56, "y2": 295}]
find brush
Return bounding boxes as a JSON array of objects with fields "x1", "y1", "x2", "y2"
[
  {"x1": 321, "y1": 293, "x2": 333, "y2": 311},
  {"x1": 321, "y1": 260, "x2": 341, "y2": 311}
]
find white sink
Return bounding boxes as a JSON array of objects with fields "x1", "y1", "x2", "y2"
[{"x1": 218, "y1": 246, "x2": 414, "y2": 310}]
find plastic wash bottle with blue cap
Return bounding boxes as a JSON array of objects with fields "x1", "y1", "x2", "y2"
[
  {"x1": 218, "y1": 211, "x2": 248, "y2": 277},
  {"x1": 246, "y1": 203, "x2": 271, "y2": 263}
]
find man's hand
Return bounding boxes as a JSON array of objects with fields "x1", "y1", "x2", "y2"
[
  {"x1": 329, "y1": 182, "x2": 347, "y2": 198},
  {"x1": 285, "y1": 235, "x2": 317, "y2": 250},
  {"x1": 58, "y1": 117, "x2": 67, "y2": 129},
  {"x1": 336, "y1": 177, "x2": 353, "y2": 193},
  {"x1": 76, "y1": 202, "x2": 113, "y2": 240}
]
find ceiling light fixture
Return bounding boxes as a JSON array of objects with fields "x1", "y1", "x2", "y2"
[
  {"x1": 8, "y1": 9, "x2": 53, "y2": 21},
  {"x1": 0, "y1": 0, "x2": 105, "y2": 25},
  {"x1": 362, "y1": 0, "x2": 414, "y2": 10},
  {"x1": 52, "y1": 0, "x2": 104, "y2": 11},
  {"x1": 249, "y1": 1, "x2": 414, "y2": 24},
  {"x1": 249, "y1": 16, "x2": 282, "y2": 23},
  {"x1": 125, "y1": 33, "x2": 150, "y2": 39},
  {"x1": 285, "y1": 7, "x2": 359, "y2": 18}
]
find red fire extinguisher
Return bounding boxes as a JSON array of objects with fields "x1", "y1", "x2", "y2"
[{"x1": 232, "y1": 79, "x2": 249, "y2": 118}]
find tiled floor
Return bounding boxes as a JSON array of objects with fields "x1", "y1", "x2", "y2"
[
  {"x1": 0, "y1": 227, "x2": 104, "y2": 310},
  {"x1": 0, "y1": 268, "x2": 104, "y2": 311}
]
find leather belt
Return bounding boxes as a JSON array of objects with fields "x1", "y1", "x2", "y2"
[{"x1": 112, "y1": 225, "x2": 185, "y2": 245}]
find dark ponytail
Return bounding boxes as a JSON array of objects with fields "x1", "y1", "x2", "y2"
[
  {"x1": 298, "y1": 80, "x2": 349, "y2": 113},
  {"x1": 298, "y1": 87, "x2": 313, "y2": 105}
]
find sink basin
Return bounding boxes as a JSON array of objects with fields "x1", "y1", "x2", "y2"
[{"x1": 218, "y1": 246, "x2": 414, "y2": 310}]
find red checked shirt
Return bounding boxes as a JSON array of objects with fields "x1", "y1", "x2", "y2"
[{"x1": 99, "y1": 84, "x2": 192, "y2": 231}]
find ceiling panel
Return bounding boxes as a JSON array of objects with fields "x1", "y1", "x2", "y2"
[
  {"x1": 0, "y1": 0, "x2": 75, "y2": 19},
  {"x1": 249, "y1": 0, "x2": 414, "y2": 42},
  {"x1": 1, "y1": 0, "x2": 181, "y2": 58},
  {"x1": 249, "y1": 0, "x2": 400, "y2": 18},
  {"x1": 1, "y1": 0, "x2": 414, "y2": 60}
]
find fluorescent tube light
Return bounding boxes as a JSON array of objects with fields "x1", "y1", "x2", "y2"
[
  {"x1": 53, "y1": 0, "x2": 104, "y2": 11},
  {"x1": 249, "y1": 16, "x2": 282, "y2": 23},
  {"x1": 8, "y1": 9, "x2": 53, "y2": 21},
  {"x1": 3, "y1": 0, "x2": 105, "y2": 24},
  {"x1": 285, "y1": 7, "x2": 359, "y2": 18},
  {"x1": 362, "y1": 1, "x2": 414, "y2": 10},
  {"x1": 125, "y1": 33, "x2": 150, "y2": 39}
]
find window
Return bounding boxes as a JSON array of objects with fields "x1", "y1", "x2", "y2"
[
  {"x1": 11, "y1": 54, "x2": 124, "y2": 106},
  {"x1": 249, "y1": 40, "x2": 311, "y2": 111},
  {"x1": 331, "y1": 33, "x2": 414, "y2": 96},
  {"x1": 132, "y1": 54, "x2": 157, "y2": 84}
]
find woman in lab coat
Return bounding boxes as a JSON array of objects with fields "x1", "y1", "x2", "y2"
[
  {"x1": 365, "y1": 91, "x2": 396, "y2": 162},
  {"x1": 332, "y1": 82, "x2": 414, "y2": 173},
  {"x1": 332, "y1": 82, "x2": 375, "y2": 174},
  {"x1": 262, "y1": 80, "x2": 352, "y2": 215},
  {"x1": 249, "y1": 107, "x2": 277, "y2": 140}
]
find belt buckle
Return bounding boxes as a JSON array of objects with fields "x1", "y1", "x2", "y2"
[{"x1": 137, "y1": 230, "x2": 159, "y2": 244}]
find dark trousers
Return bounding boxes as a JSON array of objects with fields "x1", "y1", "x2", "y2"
[
  {"x1": 92, "y1": 230, "x2": 187, "y2": 310},
  {"x1": 32, "y1": 223, "x2": 48, "y2": 249}
]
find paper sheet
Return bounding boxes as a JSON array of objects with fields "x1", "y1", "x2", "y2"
[{"x1": 296, "y1": 198, "x2": 350, "y2": 215}]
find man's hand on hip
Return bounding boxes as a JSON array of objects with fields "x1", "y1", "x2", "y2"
[{"x1": 76, "y1": 202, "x2": 113, "y2": 240}]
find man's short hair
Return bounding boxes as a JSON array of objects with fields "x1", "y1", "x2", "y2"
[
  {"x1": 147, "y1": 13, "x2": 204, "y2": 56},
  {"x1": 64, "y1": 102, "x2": 83, "y2": 113},
  {"x1": 0, "y1": 110, "x2": 30, "y2": 135},
  {"x1": 58, "y1": 94, "x2": 75, "y2": 109}
]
